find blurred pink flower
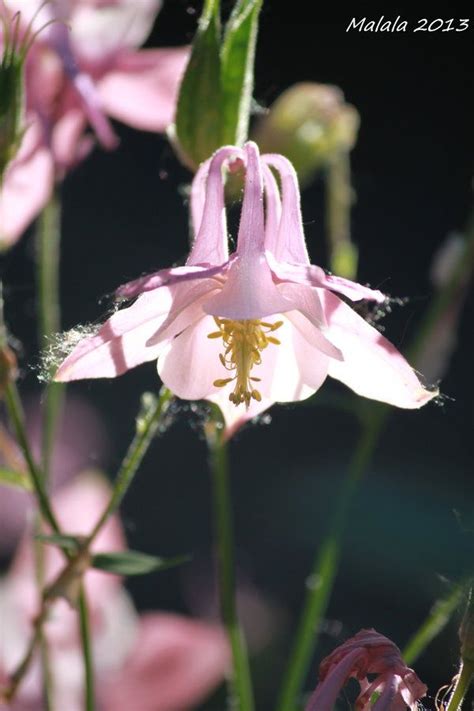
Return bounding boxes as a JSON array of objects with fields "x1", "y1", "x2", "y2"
[
  {"x1": 55, "y1": 141, "x2": 436, "y2": 435},
  {"x1": 0, "y1": 0, "x2": 189, "y2": 248},
  {"x1": 305, "y1": 629, "x2": 427, "y2": 711},
  {"x1": 1, "y1": 474, "x2": 229, "y2": 710},
  {"x1": 0, "y1": 395, "x2": 109, "y2": 554}
]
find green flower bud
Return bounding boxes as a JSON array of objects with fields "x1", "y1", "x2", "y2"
[
  {"x1": 0, "y1": 10, "x2": 27, "y2": 181},
  {"x1": 254, "y1": 82, "x2": 359, "y2": 186}
]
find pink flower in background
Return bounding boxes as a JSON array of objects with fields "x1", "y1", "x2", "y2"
[
  {"x1": 305, "y1": 629, "x2": 427, "y2": 711},
  {"x1": 0, "y1": 0, "x2": 189, "y2": 248},
  {"x1": 0, "y1": 395, "x2": 109, "y2": 554},
  {"x1": 0, "y1": 475, "x2": 229, "y2": 710},
  {"x1": 54, "y1": 141, "x2": 436, "y2": 436}
]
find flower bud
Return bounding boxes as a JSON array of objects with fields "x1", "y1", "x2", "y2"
[
  {"x1": 0, "y1": 11, "x2": 27, "y2": 181},
  {"x1": 254, "y1": 82, "x2": 359, "y2": 185}
]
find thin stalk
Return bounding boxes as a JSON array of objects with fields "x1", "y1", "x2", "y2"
[
  {"x1": 275, "y1": 408, "x2": 385, "y2": 711},
  {"x1": 78, "y1": 588, "x2": 95, "y2": 711},
  {"x1": 88, "y1": 388, "x2": 172, "y2": 542},
  {"x1": 207, "y1": 418, "x2": 254, "y2": 711},
  {"x1": 4, "y1": 382, "x2": 60, "y2": 533},
  {"x1": 403, "y1": 579, "x2": 469, "y2": 665},
  {"x1": 277, "y1": 208, "x2": 474, "y2": 711},
  {"x1": 35, "y1": 195, "x2": 63, "y2": 709},
  {"x1": 326, "y1": 152, "x2": 358, "y2": 280},
  {"x1": 36, "y1": 194, "x2": 64, "y2": 479},
  {"x1": 445, "y1": 661, "x2": 474, "y2": 711}
]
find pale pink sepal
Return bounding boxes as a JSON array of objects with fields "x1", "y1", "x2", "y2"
[
  {"x1": 267, "y1": 255, "x2": 387, "y2": 303},
  {"x1": 55, "y1": 290, "x2": 174, "y2": 381},
  {"x1": 0, "y1": 121, "x2": 54, "y2": 250},
  {"x1": 319, "y1": 289, "x2": 438, "y2": 408},
  {"x1": 98, "y1": 47, "x2": 190, "y2": 132}
]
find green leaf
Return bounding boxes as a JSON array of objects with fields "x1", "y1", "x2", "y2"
[
  {"x1": 0, "y1": 467, "x2": 32, "y2": 491},
  {"x1": 91, "y1": 550, "x2": 190, "y2": 576},
  {"x1": 220, "y1": 0, "x2": 262, "y2": 146},
  {"x1": 174, "y1": 0, "x2": 222, "y2": 168},
  {"x1": 36, "y1": 533, "x2": 83, "y2": 553}
]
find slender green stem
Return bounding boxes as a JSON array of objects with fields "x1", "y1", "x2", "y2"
[
  {"x1": 326, "y1": 152, "x2": 358, "y2": 280},
  {"x1": 445, "y1": 661, "x2": 474, "y2": 711},
  {"x1": 36, "y1": 194, "x2": 64, "y2": 480},
  {"x1": 78, "y1": 588, "x2": 95, "y2": 711},
  {"x1": 275, "y1": 407, "x2": 385, "y2": 711},
  {"x1": 403, "y1": 580, "x2": 469, "y2": 665},
  {"x1": 207, "y1": 417, "x2": 254, "y2": 711},
  {"x1": 4, "y1": 382, "x2": 60, "y2": 534},
  {"x1": 35, "y1": 195, "x2": 64, "y2": 709},
  {"x1": 88, "y1": 388, "x2": 172, "y2": 543}
]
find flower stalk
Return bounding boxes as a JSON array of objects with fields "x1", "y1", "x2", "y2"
[{"x1": 206, "y1": 408, "x2": 254, "y2": 711}]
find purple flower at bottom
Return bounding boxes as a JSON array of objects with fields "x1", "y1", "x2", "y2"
[{"x1": 305, "y1": 629, "x2": 427, "y2": 711}]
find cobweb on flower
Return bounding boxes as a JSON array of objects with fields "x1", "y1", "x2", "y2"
[{"x1": 36, "y1": 324, "x2": 99, "y2": 383}]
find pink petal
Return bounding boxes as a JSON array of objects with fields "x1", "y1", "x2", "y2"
[
  {"x1": 235, "y1": 141, "x2": 266, "y2": 257},
  {"x1": 320, "y1": 272, "x2": 387, "y2": 303},
  {"x1": 0, "y1": 121, "x2": 54, "y2": 250},
  {"x1": 187, "y1": 146, "x2": 243, "y2": 266},
  {"x1": 254, "y1": 316, "x2": 328, "y2": 401},
  {"x1": 55, "y1": 290, "x2": 174, "y2": 381},
  {"x1": 157, "y1": 315, "x2": 223, "y2": 400},
  {"x1": 276, "y1": 282, "x2": 343, "y2": 360},
  {"x1": 71, "y1": 0, "x2": 162, "y2": 62},
  {"x1": 115, "y1": 264, "x2": 226, "y2": 299},
  {"x1": 48, "y1": 23, "x2": 118, "y2": 149},
  {"x1": 203, "y1": 256, "x2": 292, "y2": 320},
  {"x1": 262, "y1": 163, "x2": 282, "y2": 255},
  {"x1": 305, "y1": 648, "x2": 365, "y2": 711},
  {"x1": 9, "y1": 474, "x2": 124, "y2": 639},
  {"x1": 52, "y1": 107, "x2": 92, "y2": 171},
  {"x1": 268, "y1": 256, "x2": 386, "y2": 303},
  {"x1": 262, "y1": 153, "x2": 310, "y2": 264},
  {"x1": 97, "y1": 48, "x2": 190, "y2": 132},
  {"x1": 99, "y1": 613, "x2": 229, "y2": 711},
  {"x1": 146, "y1": 279, "x2": 221, "y2": 346},
  {"x1": 319, "y1": 289, "x2": 438, "y2": 408}
]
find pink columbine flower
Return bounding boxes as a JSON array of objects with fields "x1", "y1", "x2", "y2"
[
  {"x1": 305, "y1": 629, "x2": 427, "y2": 710},
  {"x1": 54, "y1": 141, "x2": 437, "y2": 436},
  {"x1": 0, "y1": 0, "x2": 189, "y2": 247}
]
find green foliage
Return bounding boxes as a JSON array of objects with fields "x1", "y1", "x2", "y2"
[
  {"x1": 91, "y1": 550, "x2": 190, "y2": 576},
  {"x1": 0, "y1": 467, "x2": 32, "y2": 491}
]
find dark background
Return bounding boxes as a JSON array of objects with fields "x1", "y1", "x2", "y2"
[{"x1": 3, "y1": 2, "x2": 473, "y2": 708}]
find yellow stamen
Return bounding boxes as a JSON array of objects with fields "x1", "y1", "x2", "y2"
[{"x1": 208, "y1": 317, "x2": 283, "y2": 407}]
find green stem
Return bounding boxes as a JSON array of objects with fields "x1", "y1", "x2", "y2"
[
  {"x1": 207, "y1": 417, "x2": 254, "y2": 711},
  {"x1": 4, "y1": 382, "x2": 60, "y2": 534},
  {"x1": 277, "y1": 208, "x2": 474, "y2": 711},
  {"x1": 35, "y1": 195, "x2": 63, "y2": 709},
  {"x1": 445, "y1": 661, "x2": 474, "y2": 711},
  {"x1": 36, "y1": 194, "x2": 64, "y2": 480},
  {"x1": 78, "y1": 587, "x2": 95, "y2": 711},
  {"x1": 326, "y1": 152, "x2": 358, "y2": 280},
  {"x1": 275, "y1": 407, "x2": 385, "y2": 711},
  {"x1": 403, "y1": 580, "x2": 469, "y2": 665},
  {"x1": 88, "y1": 388, "x2": 172, "y2": 543}
]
